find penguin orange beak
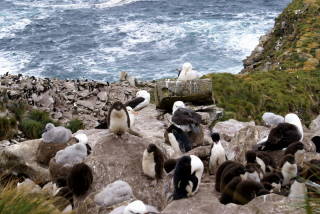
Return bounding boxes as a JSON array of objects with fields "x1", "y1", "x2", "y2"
[{"x1": 133, "y1": 111, "x2": 139, "y2": 115}]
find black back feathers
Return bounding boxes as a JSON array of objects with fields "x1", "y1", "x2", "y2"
[
  {"x1": 167, "y1": 124, "x2": 192, "y2": 153},
  {"x1": 147, "y1": 144, "x2": 164, "y2": 179},
  {"x1": 67, "y1": 163, "x2": 93, "y2": 197},
  {"x1": 125, "y1": 97, "x2": 145, "y2": 109},
  {"x1": 311, "y1": 136, "x2": 320, "y2": 153},
  {"x1": 173, "y1": 156, "x2": 194, "y2": 200},
  {"x1": 258, "y1": 123, "x2": 301, "y2": 151}
]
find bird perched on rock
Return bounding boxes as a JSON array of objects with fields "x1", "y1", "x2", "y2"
[
  {"x1": 107, "y1": 101, "x2": 130, "y2": 136},
  {"x1": 209, "y1": 132, "x2": 227, "y2": 174},
  {"x1": 177, "y1": 62, "x2": 200, "y2": 81},
  {"x1": 142, "y1": 144, "x2": 165, "y2": 180},
  {"x1": 126, "y1": 90, "x2": 150, "y2": 111},
  {"x1": 42, "y1": 123, "x2": 72, "y2": 144},
  {"x1": 171, "y1": 101, "x2": 202, "y2": 133}
]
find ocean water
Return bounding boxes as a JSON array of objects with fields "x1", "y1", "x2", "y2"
[{"x1": 0, "y1": 0, "x2": 291, "y2": 82}]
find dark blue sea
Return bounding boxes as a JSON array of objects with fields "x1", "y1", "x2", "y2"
[{"x1": 0, "y1": 0, "x2": 291, "y2": 82}]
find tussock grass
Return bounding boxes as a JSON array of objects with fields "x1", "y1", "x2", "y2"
[
  {"x1": 203, "y1": 70, "x2": 320, "y2": 125},
  {"x1": 0, "y1": 185, "x2": 71, "y2": 214},
  {"x1": 66, "y1": 119, "x2": 85, "y2": 133},
  {"x1": 20, "y1": 110, "x2": 56, "y2": 139}
]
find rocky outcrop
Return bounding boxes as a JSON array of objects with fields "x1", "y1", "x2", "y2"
[
  {"x1": 154, "y1": 79, "x2": 213, "y2": 110},
  {"x1": 162, "y1": 184, "x2": 304, "y2": 214},
  {"x1": 1, "y1": 139, "x2": 50, "y2": 184},
  {"x1": 241, "y1": 0, "x2": 320, "y2": 73},
  {"x1": 74, "y1": 132, "x2": 172, "y2": 213},
  {"x1": 0, "y1": 74, "x2": 153, "y2": 130}
]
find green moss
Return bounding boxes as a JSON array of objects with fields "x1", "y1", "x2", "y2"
[
  {"x1": 204, "y1": 70, "x2": 320, "y2": 125},
  {"x1": 66, "y1": 119, "x2": 85, "y2": 133},
  {"x1": 20, "y1": 110, "x2": 56, "y2": 139},
  {"x1": 0, "y1": 117, "x2": 17, "y2": 140}
]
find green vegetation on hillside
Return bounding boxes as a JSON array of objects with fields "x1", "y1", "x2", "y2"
[
  {"x1": 245, "y1": 0, "x2": 320, "y2": 72},
  {"x1": 203, "y1": 70, "x2": 320, "y2": 125},
  {"x1": 0, "y1": 185, "x2": 72, "y2": 214},
  {"x1": 20, "y1": 110, "x2": 57, "y2": 139}
]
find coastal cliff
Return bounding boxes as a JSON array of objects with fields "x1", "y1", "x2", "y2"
[
  {"x1": 241, "y1": 0, "x2": 320, "y2": 73},
  {"x1": 204, "y1": 0, "x2": 320, "y2": 125}
]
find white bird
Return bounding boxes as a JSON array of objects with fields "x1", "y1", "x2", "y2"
[
  {"x1": 42, "y1": 123, "x2": 72, "y2": 144},
  {"x1": 126, "y1": 90, "x2": 150, "y2": 111},
  {"x1": 177, "y1": 62, "x2": 200, "y2": 81},
  {"x1": 284, "y1": 113, "x2": 303, "y2": 141}
]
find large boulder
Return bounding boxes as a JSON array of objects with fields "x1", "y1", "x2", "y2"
[
  {"x1": 1, "y1": 139, "x2": 50, "y2": 184},
  {"x1": 154, "y1": 79, "x2": 213, "y2": 110},
  {"x1": 74, "y1": 132, "x2": 172, "y2": 214},
  {"x1": 212, "y1": 119, "x2": 256, "y2": 142},
  {"x1": 309, "y1": 115, "x2": 320, "y2": 131},
  {"x1": 162, "y1": 184, "x2": 303, "y2": 214},
  {"x1": 229, "y1": 125, "x2": 270, "y2": 163}
]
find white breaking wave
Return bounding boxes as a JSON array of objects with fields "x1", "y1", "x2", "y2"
[{"x1": 13, "y1": 0, "x2": 141, "y2": 9}]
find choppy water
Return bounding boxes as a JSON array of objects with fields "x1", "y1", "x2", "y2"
[{"x1": 0, "y1": 0, "x2": 291, "y2": 82}]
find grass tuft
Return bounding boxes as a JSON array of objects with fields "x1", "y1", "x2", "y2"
[{"x1": 66, "y1": 119, "x2": 85, "y2": 133}]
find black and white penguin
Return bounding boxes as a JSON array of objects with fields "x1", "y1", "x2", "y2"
[
  {"x1": 261, "y1": 172, "x2": 283, "y2": 192},
  {"x1": 164, "y1": 159, "x2": 178, "y2": 174},
  {"x1": 232, "y1": 180, "x2": 269, "y2": 205},
  {"x1": 142, "y1": 144, "x2": 164, "y2": 180},
  {"x1": 171, "y1": 101, "x2": 202, "y2": 133},
  {"x1": 258, "y1": 123, "x2": 301, "y2": 151},
  {"x1": 67, "y1": 163, "x2": 93, "y2": 197},
  {"x1": 107, "y1": 101, "x2": 130, "y2": 136},
  {"x1": 245, "y1": 150, "x2": 266, "y2": 175},
  {"x1": 256, "y1": 151, "x2": 277, "y2": 173},
  {"x1": 284, "y1": 113, "x2": 303, "y2": 141},
  {"x1": 166, "y1": 124, "x2": 192, "y2": 153},
  {"x1": 125, "y1": 90, "x2": 150, "y2": 111},
  {"x1": 280, "y1": 154, "x2": 298, "y2": 186},
  {"x1": 215, "y1": 161, "x2": 238, "y2": 192},
  {"x1": 172, "y1": 155, "x2": 204, "y2": 200},
  {"x1": 244, "y1": 163, "x2": 262, "y2": 183},
  {"x1": 285, "y1": 142, "x2": 304, "y2": 165},
  {"x1": 311, "y1": 136, "x2": 320, "y2": 153},
  {"x1": 209, "y1": 133, "x2": 227, "y2": 174},
  {"x1": 219, "y1": 162, "x2": 246, "y2": 193}
]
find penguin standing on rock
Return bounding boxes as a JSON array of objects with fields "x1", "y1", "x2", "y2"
[
  {"x1": 284, "y1": 142, "x2": 304, "y2": 165},
  {"x1": 142, "y1": 144, "x2": 164, "y2": 180},
  {"x1": 125, "y1": 90, "x2": 150, "y2": 111},
  {"x1": 209, "y1": 132, "x2": 226, "y2": 174},
  {"x1": 172, "y1": 155, "x2": 204, "y2": 200},
  {"x1": 171, "y1": 101, "x2": 202, "y2": 133},
  {"x1": 166, "y1": 124, "x2": 192, "y2": 153},
  {"x1": 107, "y1": 101, "x2": 130, "y2": 136},
  {"x1": 280, "y1": 154, "x2": 298, "y2": 186}
]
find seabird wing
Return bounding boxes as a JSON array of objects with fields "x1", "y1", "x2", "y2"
[
  {"x1": 172, "y1": 108, "x2": 201, "y2": 125},
  {"x1": 125, "y1": 97, "x2": 145, "y2": 109}
]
